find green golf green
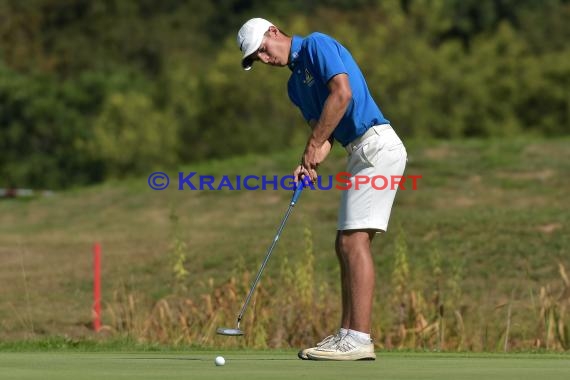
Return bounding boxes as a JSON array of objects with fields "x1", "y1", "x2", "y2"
[{"x1": 1, "y1": 351, "x2": 569, "y2": 380}]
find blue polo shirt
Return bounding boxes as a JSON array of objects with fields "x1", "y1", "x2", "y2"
[{"x1": 287, "y1": 33, "x2": 389, "y2": 146}]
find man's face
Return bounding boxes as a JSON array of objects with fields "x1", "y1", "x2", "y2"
[{"x1": 253, "y1": 29, "x2": 287, "y2": 67}]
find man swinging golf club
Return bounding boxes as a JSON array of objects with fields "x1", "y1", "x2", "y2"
[{"x1": 237, "y1": 18, "x2": 407, "y2": 361}]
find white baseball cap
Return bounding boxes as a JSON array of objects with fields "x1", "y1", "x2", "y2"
[{"x1": 237, "y1": 18, "x2": 274, "y2": 70}]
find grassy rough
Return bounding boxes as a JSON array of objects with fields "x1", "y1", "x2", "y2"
[{"x1": 0, "y1": 137, "x2": 568, "y2": 350}]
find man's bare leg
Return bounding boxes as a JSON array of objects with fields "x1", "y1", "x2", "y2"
[{"x1": 337, "y1": 230, "x2": 375, "y2": 333}]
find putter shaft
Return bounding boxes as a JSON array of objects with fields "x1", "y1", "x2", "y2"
[{"x1": 235, "y1": 182, "x2": 304, "y2": 327}]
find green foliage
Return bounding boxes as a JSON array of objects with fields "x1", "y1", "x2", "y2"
[
  {"x1": 86, "y1": 92, "x2": 178, "y2": 177},
  {"x1": 1, "y1": 0, "x2": 568, "y2": 188},
  {"x1": 0, "y1": 63, "x2": 87, "y2": 188},
  {"x1": 185, "y1": 39, "x2": 300, "y2": 161}
]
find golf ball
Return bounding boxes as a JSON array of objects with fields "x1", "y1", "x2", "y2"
[{"x1": 215, "y1": 356, "x2": 225, "y2": 366}]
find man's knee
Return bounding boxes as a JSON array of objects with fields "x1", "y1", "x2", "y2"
[
  {"x1": 337, "y1": 231, "x2": 360, "y2": 254},
  {"x1": 337, "y1": 230, "x2": 373, "y2": 256}
]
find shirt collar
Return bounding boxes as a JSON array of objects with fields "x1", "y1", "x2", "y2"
[{"x1": 288, "y1": 35, "x2": 303, "y2": 71}]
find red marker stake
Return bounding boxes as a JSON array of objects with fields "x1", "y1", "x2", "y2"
[{"x1": 93, "y1": 242, "x2": 101, "y2": 332}]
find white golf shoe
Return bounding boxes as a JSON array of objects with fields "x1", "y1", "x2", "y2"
[
  {"x1": 297, "y1": 332, "x2": 344, "y2": 360},
  {"x1": 306, "y1": 334, "x2": 376, "y2": 361}
]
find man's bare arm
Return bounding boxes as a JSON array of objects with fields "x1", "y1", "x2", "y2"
[
  {"x1": 300, "y1": 74, "x2": 351, "y2": 181},
  {"x1": 308, "y1": 74, "x2": 351, "y2": 147}
]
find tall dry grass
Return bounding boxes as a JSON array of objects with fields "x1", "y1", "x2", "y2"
[{"x1": 101, "y1": 226, "x2": 569, "y2": 351}]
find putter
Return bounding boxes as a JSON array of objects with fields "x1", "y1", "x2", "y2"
[{"x1": 217, "y1": 180, "x2": 306, "y2": 336}]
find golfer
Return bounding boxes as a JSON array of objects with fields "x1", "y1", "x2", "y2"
[{"x1": 237, "y1": 18, "x2": 407, "y2": 361}]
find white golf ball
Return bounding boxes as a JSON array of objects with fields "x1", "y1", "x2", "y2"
[{"x1": 215, "y1": 356, "x2": 225, "y2": 366}]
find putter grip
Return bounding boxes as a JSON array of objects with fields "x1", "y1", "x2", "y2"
[{"x1": 291, "y1": 180, "x2": 304, "y2": 205}]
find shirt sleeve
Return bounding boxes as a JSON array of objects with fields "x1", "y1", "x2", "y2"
[{"x1": 305, "y1": 34, "x2": 347, "y2": 84}]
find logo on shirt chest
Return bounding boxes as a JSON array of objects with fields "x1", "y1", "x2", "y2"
[{"x1": 303, "y1": 68, "x2": 315, "y2": 87}]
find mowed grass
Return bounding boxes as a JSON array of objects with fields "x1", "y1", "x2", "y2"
[
  {"x1": 0, "y1": 137, "x2": 568, "y2": 346},
  {"x1": 1, "y1": 351, "x2": 569, "y2": 380}
]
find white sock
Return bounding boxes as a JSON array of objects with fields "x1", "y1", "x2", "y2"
[
  {"x1": 339, "y1": 327, "x2": 349, "y2": 336},
  {"x1": 347, "y1": 329, "x2": 371, "y2": 344}
]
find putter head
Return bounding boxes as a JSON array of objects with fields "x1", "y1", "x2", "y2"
[{"x1": 216, "y1": 327, "x2": 244, "y2": 336}]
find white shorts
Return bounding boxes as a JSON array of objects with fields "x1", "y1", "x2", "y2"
[{"x1": 337, "y1": 125, "x2": 407, "y2": 232}]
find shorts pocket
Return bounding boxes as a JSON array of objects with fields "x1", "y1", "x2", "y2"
[
  {"x1": 380, "y1": 143, "x2": 406, "y2": 166},
  {"x1": 359, "y1": 139, "x2": 380, "y2": 167},
  {"x1": 388, "y1": 141, "x2": 404, "y2": 151}
]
